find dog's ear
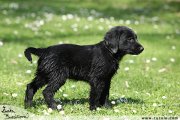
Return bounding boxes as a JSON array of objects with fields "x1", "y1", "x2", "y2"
[{"x1": 104, "y1": 32, "x2": 119, "y2": 53}]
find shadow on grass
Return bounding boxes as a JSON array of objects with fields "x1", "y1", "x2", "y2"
[{"x1": 32, "y1": 97, "x2": 144, "y2": 108}]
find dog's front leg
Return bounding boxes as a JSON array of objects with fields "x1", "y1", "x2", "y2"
[
  {"x1": 89, "y1": 80, "x2": 104, "y2": 110},
  {"x1": 99, "y1": 80, "x2": 111, "y2": 108}
]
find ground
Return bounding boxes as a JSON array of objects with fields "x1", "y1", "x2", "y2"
[{"x1": 0, "y1": 0, "x2": 180, "y2": 117}]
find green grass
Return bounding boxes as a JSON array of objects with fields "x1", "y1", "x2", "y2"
[{"x1": 0, "y1": 0, "x2": 180, "y2": 117}]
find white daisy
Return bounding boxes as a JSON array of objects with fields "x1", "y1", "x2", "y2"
[
  {"x1": 59, "y1": 41, "x2": 64, "y2": 44},
  {"x1": 71, "y1": 85, "x2": 76, "y2": 88},
  {"x1": 87, "y1": 16, "x2": 93, "y2": 21},
  {"x1": 57, "y1": 104, "x2": 62, "y2": 110},
  {"x1": 111, "y1": 101, "x2": 116, "y2": 105},
  {"x1": 33, "y1": 61, "x2": 37, "y2": 64},
  {"x1": 158, "y1": 68, "x2": 166, "y2": 73},
  {"x1": 132, "y1": 110, "x2": 137, "y2": 113},
  {"x1": 168, "y1": 110, "x2": 173, "y2": 113},
  {"x1": 170, "y1": 58, "x2": 175, "y2": 62},
  {"x1": 26, "y1": 70, "x2": 32, "y2": 74},
  {"x1": 67, "y1": 14, "x2": 73, "y2": 19},
  {"x1": 12, "y1": 93, "x2": 18, "y2": 98},
  {"x1": 43, "y1": 110, "x2": 49, "y2": 115},
  {"x1": 145, "y1": 59, "x2": 151, "y2": 63},
  {"x1": 134, "y1": 21, "x2": 139, "y2": 25},
  {"x1": 129, "y1": 59, "x2": 134, "y2": 64},
  {"x1": 125, "y1": 20, "x2": 131, "y2": 25},
  {"x1": 63, "y1": 94, "x2": 68, "y2": 97},
  {"x1": 59, "y1": 110, "x2": 65, "y2": 115},
  {"x1": 18, "y1": 54, "x2": 23, "y2": 58},
  {"x1": 47, "y1": 108, "x2": 53, "y2": 113},
  {"x1": 3, "y1": 92, "x2": 9, "y2": 96},
  {"x1": 103, "y1": 117, "x2": 110, "y2": 120},
  {"x1": 125, "y1": 81, "x2": 129, "y2": 88},
  {"x1": 152, "y1": 57, "x2": 157, "y2": 61},
  {"x1": 0, "y1": 41, "x2": 3, "y2": 46},
  {"x1": 97, "y1": 107, "x2": 101, "y2": 111},
  {"x1": 162, "y1": 96, "x2": 167, "y2": 99},
  {"x1": 73, "y1": 28, "x2": 78, "y2": 32},
  {"x1": 114, "y1": 109, "x2": 119, "y2": 113},
  {"x1": 124, "y1": 67, "x2": 129, "y2": 71},
  {"x1": 152, "y1": 103, "x2": 157, "y2": 107},
  {"x1": 146, "y1": 92, "x2": 151, "y2": 96},
  {"x1": 98, "y1": 26, "x2": 104, "y2": 31},
  {"x1": 99, "y1": 18, "x2": 104, "y2": 22},
  {"x1": 84, "y1": 25, "x2": 89, "y2": 30},
  {"x1": 171, "y1": 46, "x2": 176, "y2": 50},
  {"x1": 153, "y1": 24, "x2": 158, "y2": 29}
]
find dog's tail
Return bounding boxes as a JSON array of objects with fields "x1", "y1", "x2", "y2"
[{"x1": 24, "y1": 47, "x2": 45, "y2": 63}]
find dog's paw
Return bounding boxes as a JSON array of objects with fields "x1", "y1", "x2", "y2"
[
  {"x1": 24, "y1": 101, "x2": 33, "y2": 109},
  {"x1": 103, "y1": 101, "x2": 112, "y2": 109},
  {"x1": 89, "y1": 106, "x2": 97, "y2": 111}
]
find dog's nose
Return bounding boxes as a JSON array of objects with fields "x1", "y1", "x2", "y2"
[{"x1": 139, "y1": 46, "x2": 144, "y2": 51}]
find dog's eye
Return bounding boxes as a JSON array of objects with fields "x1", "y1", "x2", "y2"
[{"x1": 127, "y1": 38, "x2": 134, "y2": 42}]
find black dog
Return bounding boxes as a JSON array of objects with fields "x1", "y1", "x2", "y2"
[{"x1": 24, "y1": 26, "x2": 144, "y2": 110}]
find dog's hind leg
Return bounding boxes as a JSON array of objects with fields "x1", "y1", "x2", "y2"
[
  {"x1": 25, "y1": 75, "x2": 47, "y2": 108},
  {"x1": 42, "y1": 74, "x2": 66, "y2": 110}
]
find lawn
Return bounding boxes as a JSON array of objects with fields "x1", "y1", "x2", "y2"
[{"x1": 0, "y1": 0, "x2": 180, "y2": 119}]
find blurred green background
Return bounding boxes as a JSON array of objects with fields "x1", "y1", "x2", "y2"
[{"x1": 0, "y1": 0, "x2": 179, "y2": 116}]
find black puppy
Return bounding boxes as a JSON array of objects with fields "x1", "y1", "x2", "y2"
[{"x1": 24, "y1": 26, "x2": 144, "y2": 110}]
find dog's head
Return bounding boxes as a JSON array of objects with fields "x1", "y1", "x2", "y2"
[{"x1": 104, "y1": 26, "x2": 144, "y2": 55}]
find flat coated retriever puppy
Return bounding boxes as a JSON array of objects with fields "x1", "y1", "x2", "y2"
[{"x1": 24, "y1": 26, "x2": 144, "y2": 110}]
